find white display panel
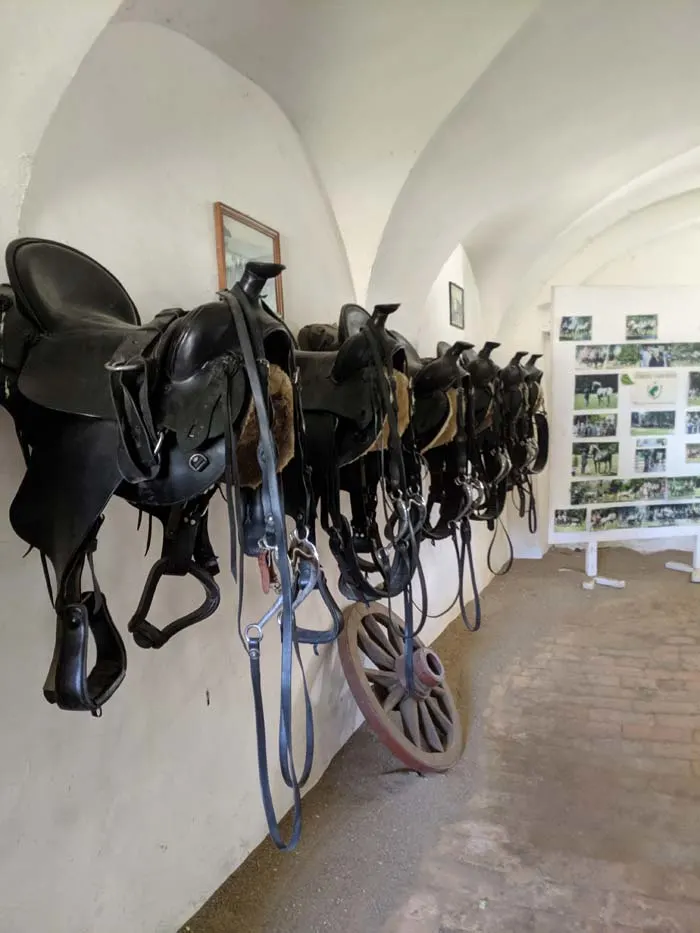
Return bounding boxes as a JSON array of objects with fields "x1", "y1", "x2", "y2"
[{"x1": 549, "y1": 286, "x2": 700, "y2": 545}]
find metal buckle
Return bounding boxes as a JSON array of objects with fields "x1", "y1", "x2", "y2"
[{"x1": 244, "y1": 623, "x2": 264, "y2": 647}]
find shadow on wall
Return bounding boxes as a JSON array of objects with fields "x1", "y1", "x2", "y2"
[{"x1": 19, "y1": 20, "x2": 354, "y2": 326}]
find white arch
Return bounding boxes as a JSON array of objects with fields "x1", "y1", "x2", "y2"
[{"x1": 367, "y1": 0, "x2": 700, "y2": 325}]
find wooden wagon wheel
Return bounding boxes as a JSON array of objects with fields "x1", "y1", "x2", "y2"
[{"x1": 338, "y1": 602, "x2": 463, "y2": 772}]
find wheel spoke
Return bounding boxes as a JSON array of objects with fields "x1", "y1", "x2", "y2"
[
  {"x1": 425, "y1": 696, "x2": 453, "y2": 734},
  {"x1": 358, "y1": 626, "x2": 395, "y2": 670},
  {"x1": 364, "y1": 614, "x2": 400, "y2": 659},
  {"x1": 365, "y1": 668, "x2": 396, "y2": 688},
  {"x1": 419, "y1": 700, "x2": 445, "y2": 752},
  {"x1": 400, "y1": 697, "x2": 423, "y2": 748},
  {"x1": 383, "y1": 684, "x2": 405, "y2": 712},
  {"x1": 385, "y1": 619, "x2": 405, "y2": 655}
]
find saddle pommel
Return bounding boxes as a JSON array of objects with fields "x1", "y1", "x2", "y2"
[
  {"x1": 371, "y1": 304, "x2": 401, "y2": 330},
  {"x1": 448, "y1": 341, "x2": 474, "y2": 357},
  {"x1": 239, "y1": 262, "x2": 286, "y2": 301},
  {"x1": 527, "y1": 353, "x2": 543, "y2": 366},
  {"x1": 478, "y1": 341, "x2": 501, "y2": 360}
]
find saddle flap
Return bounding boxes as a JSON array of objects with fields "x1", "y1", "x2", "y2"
[{"x1": 17, "y1": 330, "x2": 129, "y2": 419}]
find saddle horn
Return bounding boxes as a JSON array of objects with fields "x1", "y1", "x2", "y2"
[
  {"x1": 478, "y1": 341, "x2": 501, "y2": 360},
  {"x1": 509, "y1": 351, "x2": 529, "y2": 366},
  {"x1": 238, "y1": 261, "x2": 285, "y2": 301},
  {"x1": 449, "y1": 340, "x2": 475, "y2": 357},
  {"x1": 413, "y1": 340, "x2": 473, "y2": 395},
  {"x1": 527, "y1": 353, "x2": 543, "y2": 366},
  {"x1": 370, "y1": 303, "x2": 401, "y2": 331}
]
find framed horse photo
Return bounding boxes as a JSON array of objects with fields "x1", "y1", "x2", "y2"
[
  {"x1": 214, "y1": 202, "x2": 285, "y2": 317},
  {"x1": 449, "y1": 281, "x2": 465, "y2": 329}
]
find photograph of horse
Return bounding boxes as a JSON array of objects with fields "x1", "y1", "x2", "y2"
[
  {"x1": 667, "y1": 477, "x2": 700, "y2": 499},
  {"x1": 574, "y1": 374, "x2": 618, "y2": 410},
  {"x1": 590, "y1": 506, "x2": 646, "y2": 531},
  {"x1": 644, "y1": 503, "x2": 700, "y2": 527},
  {"x1": 571, "y1": 478, "x2": 665, "y2": 505},
  {"x1": 631, "y1": 409, "x2": 676, "y2": 435},
  {"x1": 559, "y1": 316, "x2": 592, "y2": 342},
  {"x1": 634, "y1": 446, "x2": 666, "y2": 475},
  {"x1": 575, "y1": 344, "x2": 640, "y2": 370},
  {"x1": 571, "y1": 442, "x2": 619, "y2": 476},
  {"x1": 554, "y1": 508, "x2": 587, "y2": 532},
  {"x1": 572, "y1": 414, "x2": 617, "y2": 438},
  {"x1": 689, "y1": 372, "x2": 700, "y2": 407},
  {"x1": 626, "y1": 315, "x2": 657, "y2": 341}
]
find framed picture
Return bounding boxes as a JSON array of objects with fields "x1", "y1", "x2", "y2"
[
  {"x1": 449, "y1": 281, "x2": 465, "y2": 329},
  {"x1": 214, "y1": 202, "x2": 284, "y2": 317}
]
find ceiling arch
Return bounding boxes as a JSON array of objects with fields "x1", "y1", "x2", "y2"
[
  {"x1": 0, "y1": 0, "x2": 123, "y2": 274},
  {"x1": 366, "y1": 0, "x2": 700, "y2": 325},
  {"x1": 8, "y1": 0, "x2": 700, "y2": 328},
  {"x1": 114, "y1": 0, "x2": 540, "y2": 297}
]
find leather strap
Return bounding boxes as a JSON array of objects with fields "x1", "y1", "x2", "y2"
[
  {"x1": 108, "y1": 311, "x2": 179, "y2": 482},
  {"x1": 222, "y1": 287, "x2": 310, "y2": 852}
]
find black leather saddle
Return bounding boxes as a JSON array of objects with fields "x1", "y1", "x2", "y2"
[
  {"x1": 297, "y1": 302, "x2": 421, "y2": 603},
  {"x1": 1, "y1": 237, "x2": 295, "y2": 713},
  {"x1": 524, "y1": 353, "x2": 548, "y2": 474}
]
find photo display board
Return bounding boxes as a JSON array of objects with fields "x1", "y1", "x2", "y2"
[{"x1": 549, "y1": 286, "x2": 700, "y2": 544}]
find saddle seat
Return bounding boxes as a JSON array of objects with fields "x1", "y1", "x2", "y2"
[
  {"x1": 6, "y1": 238, "x2": 175, "y2": 420},
  {"x1": 5, "y1": 239, "x2": 251, "y2": 434}
]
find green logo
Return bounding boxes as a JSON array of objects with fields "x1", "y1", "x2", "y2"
[
  {"x1": 621, "y1": 373, "x2": 634, "y2": 386},
  {"x1": 647, "y1": 383, "x2": 662, "y2": 399}
]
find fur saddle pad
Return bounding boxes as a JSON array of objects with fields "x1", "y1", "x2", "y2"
[{"x1": 235, "y1": 364, "x2": 295, "y2": 487}]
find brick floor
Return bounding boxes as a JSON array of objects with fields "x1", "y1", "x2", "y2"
[
  {"x1": 384, "y1": 556, "x2": 700, "y2": 933},
  {"x1": 184, "y1": 550, "x2": 700, "y2": 933}
]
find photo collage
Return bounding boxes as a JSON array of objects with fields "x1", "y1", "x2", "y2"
[{"x1": 554, "y1": 312, "x2": 700, "y2": 534}]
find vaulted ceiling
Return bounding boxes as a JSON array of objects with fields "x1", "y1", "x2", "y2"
[{"x1": 4, "y1": 0, "x2": 700, "y2": 327}]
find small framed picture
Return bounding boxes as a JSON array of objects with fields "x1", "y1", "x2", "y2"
[
  {"x1": 214, "y1": 202, "x2": 284, "y2": 317},
  {"x1": 626, "y1": 314, "x2": 657, "y2": 340},
  {"x1": 559, "y1": 315, "x2": 592, "y2": 341},
  {"x1": 449, "y1": 281, "x2": 465, "y2": 329}
]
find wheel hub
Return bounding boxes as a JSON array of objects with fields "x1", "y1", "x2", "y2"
[{"x1": 397, "y1": 647, "x2": 445, "y2": 698}]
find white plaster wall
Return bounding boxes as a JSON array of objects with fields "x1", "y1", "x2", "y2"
[
  {"x1": 585, "y1": 224, "x2": 700, "y2": 288},
  {"x1": 115, "y1": 0, "x2": 539, "y2": 301},
  {"x1": 409, "y1": 247, "x2": 511, "y2": 642},
  {"x1": 1, "y1": 23, "x2": 497, "y2": 933},
  {"x1": 4, "y1": 22, "x2": 361, "y2": 933},
  {"x1": 0, "y1": 0, "x2": 123, "y2": 277}
]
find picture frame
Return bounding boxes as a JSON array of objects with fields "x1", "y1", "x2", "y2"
[
  {"x1": 214, "y1": 201, "x2": 284, "y2": 317},
  {"x1": 449, "y1": 281, "x2": 465, "y2": 329}
]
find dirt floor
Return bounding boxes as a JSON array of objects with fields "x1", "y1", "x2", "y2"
[{"x1": 181, "y1": 548, "x2": 700, "y2": 933}]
